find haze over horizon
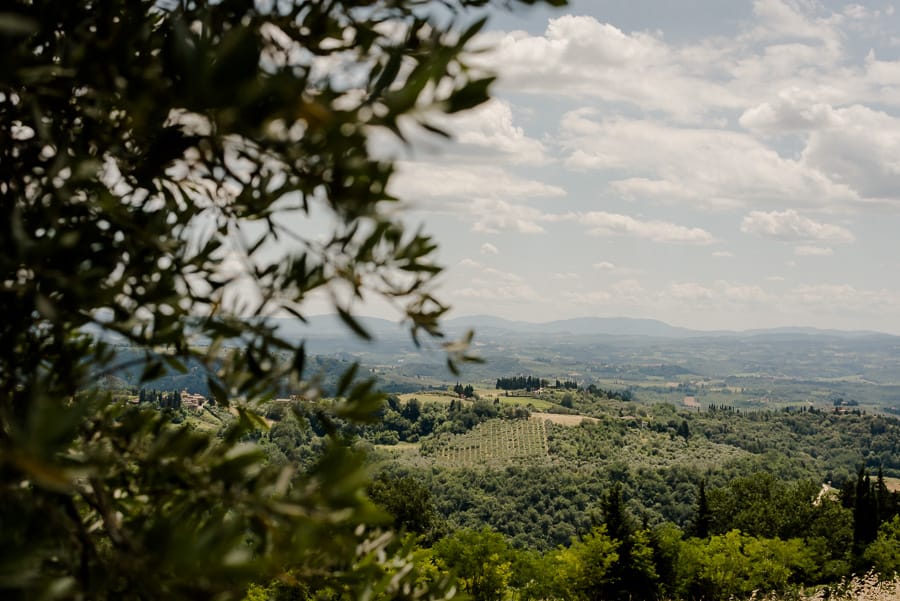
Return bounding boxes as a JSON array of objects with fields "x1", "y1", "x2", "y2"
[
  {"x1": 303, "y1": 311, "x2": 898, "y2": 337},
  {"x1": 329, "y1": 0, "x2": 900, "y2": 336}
]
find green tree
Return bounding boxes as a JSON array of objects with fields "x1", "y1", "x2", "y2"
[
  {"x1": 556, "y1": 525, "x2": 620, "y2": 601},
  {"x1": 509, "y1": 548, "x2": 558, "y2": 601},
  {"x1": 864, "y1": 515, "x2": 900, "y2": 577},
  {"x1": 432, "y1": 528, "x2": 513, "y2": 601},
  {"x1": 596, "y1": 485, "x2": 658, "y2": 601},
  {"x1": 852, "y1": 466, "x2": 880, "y2": 553},
  {"x1": 691, "y1": 479, "x2": 711, "y2": 538},
  {"x1": 368, "y1": 473, "x2": 442, "y2": 542},
  {"x1": 675, "y1": 530, "x2": 817, "y2": 600},
  {"x1": 0, "y1": 0, "x2": 564, "y2": 599},
  {"x1": 707, "y1": 472, "x2": 818, "y2": 539}
]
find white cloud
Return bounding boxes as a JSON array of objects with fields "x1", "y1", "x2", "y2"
[
  {"x1": 593, "y1": 261, "x2": 642, "y2": 275},
  {"x1": 453, "y1": 265, "x2": 538, "y2": 302},
  {"x1": 581, "y1": 211, "x2": 715, "y2": 244},
  {"x1": 721, "y1": 282, "x2": 771, "y2": 303},
  {"x1": 801, "y1": 105, "x2": 900, "y2": 200},
  {"x1": 439, "y1": 99, "x2": 548, "y2": 165},
  {"x1": 794, "y1": 245, "x2": 834, "y2": 256},
  {"x1": 468, "y1": 198, "x2": 563, "y2": 234},
  {"x1": 471, "y1": 1, "x2": 900, "y2": 125},
  {"x1": 474, "y1": 16, "x2": 740, "y2": 119},
  {"x1": 749, "y1": 0, "x2": 841, "y2": 46},
  {"x1": 668, "y1": 282, "x2": 715, "y2": 302},
  {"x1": 390, "y1": 162, "x2": 572, "y2": 234},
  {"x1": 560, "y1": 278, "x2": 646, "y2": 307},
  {"x1": 473, "y1": 4, "x2": 858, "y2": 122},
  {"x1": 660, "y1": 280, "x2": 771, "y2": 311},
  {"x1": 391, "y1": 163, "x2": 568, "y2": 234},
  {"x1": 367, "y1": 99, "x2": 548, "y2": 166},
  {"x1": 740, "y1": 87, "x2": 839, "y2": 132},
  {"x1": 379, "y1": 3, "x2": 900, "y2": 333},
  {"x1": 454, "y1": 284, "x2": 538, "y2": 301},
  {"x1": 559, "y1": 113, "x2": 857, "y2": 209},
  {"x1": 392, "y1": 162, "x2": 564, "y2": 202},
  {"x1": 740, "y1": 209, "x2": 854, "y2": 242}
]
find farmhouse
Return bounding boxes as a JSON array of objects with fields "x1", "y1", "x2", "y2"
[{"x1": 180, "y1": 390, "x2": 207, "y2": 409}]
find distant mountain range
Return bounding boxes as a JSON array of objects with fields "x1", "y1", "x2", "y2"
[
  {"x1": 276, "y1": 314, "x2": 894, "y2": 341},
  {"x1": 443, "y1": 315, "x2": 892, "y2": 339}
]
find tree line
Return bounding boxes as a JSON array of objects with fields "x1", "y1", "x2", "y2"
[
  {"x1": 137, "y1": 388, "x2": 181, "y2": 410},
  {"x1": 496, "y1": 376, "x2": 550, "y2": 391}
]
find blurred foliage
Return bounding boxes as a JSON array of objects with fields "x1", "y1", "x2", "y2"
[{"x1": 0, "y1": 0, "x2": 568, "y2": 599}]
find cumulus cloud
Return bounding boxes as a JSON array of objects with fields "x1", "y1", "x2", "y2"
[
  {"x1": 593, "y1": 261, "x2": 642, "y2": 275},
  {"x1": 559, "y1": 112, "x2": 857, "y2": 209},
  {"x1": 801, "y1": 105, "x2": 900, "y2": 200},
  {"x1": 581, "y1": 211, "x2": 715, "y2": 244},
  {"x1": 473, "y1": 15, "x2": 740, "y2": 119},
  {"x1": 480, "y1": 242, "x2": 499, "y2": 255},
  {"x1": 392, "y1": 162, "x2": 564, "y2": 202},
  {"x1": 466, "y1": 198, "x2": 570, "y2": 234},
  {"x1": 740, "y1": 209, "x2": 854, "y2": 242},
  {"x1": 387, "y1": 1, "x2": 900, "y2": 332},
  {"x1": 390, "y1": 163, "x2": 570, "y2": 234},
  {"x1": 749, "y1": 0, "x2": 841, "y2": 47},
  {"x1": 439, "y1": 99, "x2": 548, "y2": 165},
  {"x1": 471, "y1": 2, "x2": 868, "y2": 121},
  {"x1": 452, "y1": 3, "x2": 900, "y2": 216},
  {"x1": 740, "y1": 88, "x2": 839, "y2": 132},
  {"x1": 469, "y1": 0, "x2": 900, "y2": 122}
]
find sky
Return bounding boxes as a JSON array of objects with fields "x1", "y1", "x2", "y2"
[{"x1": 363, "y1": 0, "x2": 900, "y2": 334}]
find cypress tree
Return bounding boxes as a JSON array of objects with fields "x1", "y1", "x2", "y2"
[{"x1": 691, "y1": 480, "x2": 711, "y2": 538}]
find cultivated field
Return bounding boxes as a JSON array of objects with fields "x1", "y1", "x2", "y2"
[
  {"x1": 422, "y1": 418, "x2": 550, "y2": 468},
  {"x1": 534, "y1": 413, "x2": 599, "y2": 426}
]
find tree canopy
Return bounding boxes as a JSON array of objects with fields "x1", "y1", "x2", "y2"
[{"x1": 0, "y1": 0, "x2": 565, "y2": 599}]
